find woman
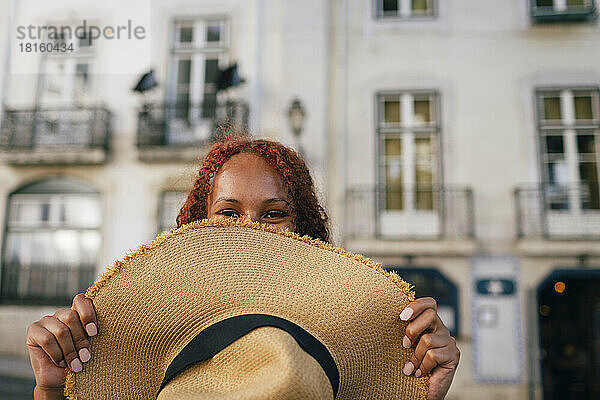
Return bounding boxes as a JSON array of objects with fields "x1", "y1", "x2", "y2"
[{"x1": 27, "y1": 137, "x2": 459, "y2": 399}]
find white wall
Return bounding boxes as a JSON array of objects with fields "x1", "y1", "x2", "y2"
[{"x1": 340, "y1": 0, "x2": 600, "y2": 249}]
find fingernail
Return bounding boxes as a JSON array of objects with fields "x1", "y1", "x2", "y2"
[
  {"x1": 71, "y1": 358, "x2": 83, "y2": 373},
  {"x1": 403, "y1": 361, "x2": 414, "y2": 376},
  {"x1": 400, "y1": 307, "x2": 413, "y2": 321},
  {"x1": 79, "y1": 348, "x2": 91, "y2": 363},
  {"x1": 415, "y1": 369, "x2": 422, "y2": 378},
  {"x1": 402, "y1": 335, "x2": 411, "y2": 349},
  {"x1": 59, "y1": 360, "x2": 67, "y2": 368},
  {"x1": 85, "y1": 323, "x2": 97, "y2": 337}
]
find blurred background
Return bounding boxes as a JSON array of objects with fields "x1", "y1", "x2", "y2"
[{"x1": 0, "y1": 0, "x2": 599, "y2": 398}]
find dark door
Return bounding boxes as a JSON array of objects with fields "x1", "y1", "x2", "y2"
[{"x1": 538, "y1": 270, "x2": 600, "y2": 399}]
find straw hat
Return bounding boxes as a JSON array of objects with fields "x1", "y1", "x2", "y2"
[{"x1": 64, "y1": 218, "x2": 429, "y2": 399}]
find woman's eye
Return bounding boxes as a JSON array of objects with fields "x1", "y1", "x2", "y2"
[
  {"x1": 264, "y1": 210, "x2": 288, "y2": 219},
  {"x1": 218, "y1": 210, "x2": 240, "y2": 217}
]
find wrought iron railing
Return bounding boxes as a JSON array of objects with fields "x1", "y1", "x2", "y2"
[
  {"x1": 515, "y1": 182, "x2": 600, "y2": 238},
  {"x1": 0, "y1": 107, "x2": 111, "y2": 150},
  {"x1": 345, "y1": 185, "x2": 475, "y2": 240},
  {"x1": 137, "y1": 101, "x2": 249, "y2": 147},
  {"x1": 0, "y1": 263, "x2": 96, "y2": 305}
]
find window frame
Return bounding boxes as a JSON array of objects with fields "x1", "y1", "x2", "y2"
[
  {"x1": 530, "y1": 0, "x2": 597, "y2": 22},
  {"x1": 37, "y1": 21, "x2": 97, "y2": 107},
  {"x1": 374, "y1": 0, "x2": 437, "y2": 20},
  {"x1": 166, "y1": 16, "x2": 230, "y2": 128},
  {"x1": 1, "y1": 177, "x2": 102, "y2": 305},
  {"x1": 375, "y1": 90, "x2": 442, "y2": 213},
  {"x1": 535, "y1": 86, "x2": 600, "y2": 212}
]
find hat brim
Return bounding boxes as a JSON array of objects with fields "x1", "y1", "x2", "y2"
[{"x1": 65, "y1": 218, "x2": 429, "y2": 399}]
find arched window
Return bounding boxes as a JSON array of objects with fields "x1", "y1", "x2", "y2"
[{"x1": 2, "y1": 177, "x2": 102, "y2": 304}]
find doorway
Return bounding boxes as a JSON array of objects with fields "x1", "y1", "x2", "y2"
[{"x1": 537, "y1": 269, "x2": 600, "y2": 399}]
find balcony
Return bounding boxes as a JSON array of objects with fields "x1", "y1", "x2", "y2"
[
  {"x1": 0, "y1": 263, "x2": 96, "y2": 305},
  {"x1": 515, "y1": 183, "x2": 600, "y2": 240},
  {"x1": 137, "y1": 101, "x2": 249, "y2": 162},
  {"x1": 530, "y1": 0, "x2": 597, "y2": 23},
  {"x1": 0, "y1": 107, "x2": 111, "y2": 165},
  {"x1": 345, "y1": 185, "x2": 475, "y2": 256}
]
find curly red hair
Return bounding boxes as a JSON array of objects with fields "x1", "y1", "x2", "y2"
[{"x1": 176, "y1": 138, "x2": 330, "y2": 242}]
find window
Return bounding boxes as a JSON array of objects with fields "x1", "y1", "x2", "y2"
[
  {"x1": 47, "y1": 26, "x2": 95, "y2": 52},
  {"x1": 76, "y1": 29, "x2": 94, "y2": 49},
  {"x1": 375, "y1": 91, "x2": 441, "y2": 238},
  {"x1": 39, "y1": 24, "x2": 94, "y2": 107},
  {"x1": 377, "y1": 91, "x2": 439, "y2": 211},
  {"x1": 375, "y1": 0, "x2": 435, "y2": 19},
  {"x1": 165, "y1": 18, "x2": 228, "y2": 144},
  {"x1": 530, "y1": 0, "x2": 597, "y2": 22},
  {"x1": 536, "y1": 88, "x2": 600, "y2": 211},
  {"x1": 158, "y1": 191, "x2": 188, "y2": 234},
  {"x1": 170, "y1": 19, "x2": 227, "y2": 117},
  {"x1": 1, "y1": 178, "x2": 102, "y2": 304},
  {"x1": 37, "y1": 51, "x2": 94, "y2": 146},
  {"x1": 174, "y1": 19, "x2": 226, "y2": 48}
]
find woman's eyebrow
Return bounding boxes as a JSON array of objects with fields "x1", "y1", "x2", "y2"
[
  {"x1": 264, "y1": 198, "x2": 290, "y2": 205},
  {"x1": 213, "y1": 197, "x2": 240, "y2": 205}
]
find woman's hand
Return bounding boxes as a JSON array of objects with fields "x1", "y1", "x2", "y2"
[
  {"x1": 400, "y1": 297, "x2": 460, "y2": 400},
  {"x1": 26, "y1": 294, "x2": 98, "y2": 398}
]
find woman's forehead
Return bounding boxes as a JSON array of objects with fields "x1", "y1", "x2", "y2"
[{"x1": 211, "y1": 153, "x2": 289, "y2": 198}]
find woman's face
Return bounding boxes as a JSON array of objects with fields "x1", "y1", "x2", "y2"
[{"x1": 206, "y1": 152, "x2": 295, "y2": 232}]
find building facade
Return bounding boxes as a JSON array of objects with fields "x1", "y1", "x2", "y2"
[
  {"x1": 328, "y1": 1, "x2": 600, "y2": 399},
  {"x1": 0, "y1": 0, "x2": 599, "y2": 399}
]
